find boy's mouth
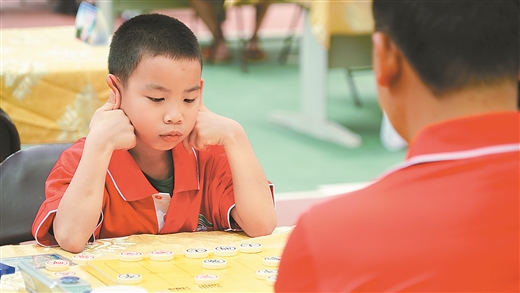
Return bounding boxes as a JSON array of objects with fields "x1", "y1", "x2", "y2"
[{"x1": 160, "y1": 131, "x2": 182, "y2": 142}]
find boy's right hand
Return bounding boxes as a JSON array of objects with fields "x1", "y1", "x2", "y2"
[{"x1": 87, "y1": 91, "x2": 136, "y2": 152}]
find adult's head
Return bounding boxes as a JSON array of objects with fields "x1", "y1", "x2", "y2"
[{"x1": 371, "y1": 0, "x2": 519, "y2": 141}]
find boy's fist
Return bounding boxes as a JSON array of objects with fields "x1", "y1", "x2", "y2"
[
  {"x1": 184, "y1": 105, "x2": 243, "y2": 152},
  {"x1": 88, "y1": 91, "x2": 136, "y2": 151}
]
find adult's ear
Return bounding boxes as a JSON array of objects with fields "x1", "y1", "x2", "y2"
[
  {"x1": 372, "y1": 32, "x2": 402, "y2": 88},
  {"x1": 106, "y1": 74, "x2": 122, "y2": 110}
]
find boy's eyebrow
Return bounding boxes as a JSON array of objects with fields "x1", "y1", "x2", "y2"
[
  {"x1": 184, "y1": 85, "x2": 201, "y2": 93},
  {"x1": 145, "y1": 83, "x2": 171, "y2": 92},
  {"x1": 145, "y1": 84, "x2": 200, "y2": 93}
]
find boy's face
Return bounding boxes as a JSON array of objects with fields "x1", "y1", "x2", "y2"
[{"x1": 119, "y1": 55, "x2": 202, "y2": 152}]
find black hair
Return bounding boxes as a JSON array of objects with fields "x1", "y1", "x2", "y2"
[
  {"x1": 108, "y1": 13, "x2": 203, "y2": 87},
  {"x1": 372, "y1": 0, "x2": 519, "y2": 95}
]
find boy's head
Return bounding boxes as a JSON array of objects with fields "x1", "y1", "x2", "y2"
[
  {"x1": 372, "y1": 0, "x2": 519, "y2": 96},
  {"x1": 108, "y1": 13, "x2": 203, "y2": 88},
  {"x1": 106, "y1": 14, "x2": 204, "y2": 153}
]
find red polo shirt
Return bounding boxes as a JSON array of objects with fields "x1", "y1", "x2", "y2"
[
  {"x1": 33, "y1": 139, "x2": 273, "y2": 247},
  {"x1": 276, "y1": 112, "x2": 519, "y2": 292}
]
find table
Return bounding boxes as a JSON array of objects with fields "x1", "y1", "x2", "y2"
[
  {"x1": 0, "y1": 227, "x2": 292, "y2": 292},
  {"x1": 0, "y1": 26, "x2": 109, "y2": 144},
  {"x1": 270, "y1": 2, "x2": 374, "y2": 148}
]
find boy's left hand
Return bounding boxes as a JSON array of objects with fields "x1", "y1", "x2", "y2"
[{"x1": 183, "y1": 104, "x2": 243, "y2": 152}]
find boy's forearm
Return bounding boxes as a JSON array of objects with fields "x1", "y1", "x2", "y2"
[
  {"x1": 53, "y1": 138, "x2": 113, "y2": 253},
  {"x1": 225, "y1": 126, "x2": 277, "y2": 237}
]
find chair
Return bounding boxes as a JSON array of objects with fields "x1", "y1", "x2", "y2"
[
  {"x1": 0, "y1": 143, "x2": 72, "y2": 245},
  {"x1": 0, "y1": 108, "x2": 21, "y2": 163},
  {"x1": 328, "y1": 34, "x2": 373, "y2": 107}
]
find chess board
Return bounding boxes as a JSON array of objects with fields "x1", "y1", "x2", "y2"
[{"x1": 85, "y1": 246, "x2": 283, "y2": 292}]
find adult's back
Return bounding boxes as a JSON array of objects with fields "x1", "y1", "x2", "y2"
[{"x1": 275, "y1": 0, "x2": 519, "y2": 292}]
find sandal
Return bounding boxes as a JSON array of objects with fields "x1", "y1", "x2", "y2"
[
  {"x1": 243, "y1": 39, "x2": 267, "y2": 62},
  {"x1": 202, "y1": 41, "x2": 232, "y2": 64}
]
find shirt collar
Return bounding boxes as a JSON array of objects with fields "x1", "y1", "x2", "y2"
[
  {"x1": 108, "y1": 143, "x2": 200, "y2": 201},
  {"x1": 407, "y1": 111, "x2": 519, "y2": 159}
]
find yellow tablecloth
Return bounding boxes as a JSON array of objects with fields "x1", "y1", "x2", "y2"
[
  {"x1": 226, "y1": 1, "x2": 373, "y2": 47},
  {"x1": 0, "y1": 227, "x2": 292, "y2": 292},
  {"x1": 0, "y1": 26, "x2": 109, "y2": 144},
  {"x1": 305, "y1": 1, "x2": 374, "y2": 48}
]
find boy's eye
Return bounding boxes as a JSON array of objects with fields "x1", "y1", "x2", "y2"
[
  {"x1": 184, "y1": 98, "x2": 196, "y2": 103},
  {"x1": 148, "y1": 97, "x2": 164, "y2": 103}
]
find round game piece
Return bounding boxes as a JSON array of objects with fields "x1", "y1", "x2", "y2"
[
  {"x1": 194, "y1": 274, "x2": 220, "y2": 285},
  {"x1": 117, "y1": 273, "x2": 142, "y2": 285},
  {"x1": 150, "y1": 250, "x2": 174, "y2": 261},
  {"x1": 262, "y1": 256, "x2": 281, "y2": 267},
  {"x1": 185, "y1": 248, "x2": 209, "y2": 259},
  {"x1": 45, "y1": 260, "x2": 70, "y2": 272},
  {"x1": 256, "y1": 269, "x2": 278, "y2": 280},
  {"x1": 266, "y1": 275, "x2": 277, "y2": 286},
  {"x1": 213, "y1": 246, "x2": 238, "y2": 257},
  {"x1": 119, "y1": 252, "x2": 143, "y2": 262},
  {"x1": 202, "y1": 259, "x2": 227, "y2": 269},
  {"x1": 239, "y1": 243, "x2": 262, "y2": 253}
]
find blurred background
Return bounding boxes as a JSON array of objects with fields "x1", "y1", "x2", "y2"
[{"x1": 1, "y1": 0, "x2": 406, "y2": 198}]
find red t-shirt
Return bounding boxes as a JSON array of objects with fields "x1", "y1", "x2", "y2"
[
  {"x1": 32, "y1": 139, "x2": 274, "y2": 246},
  {"x1": 276, "y1": 112, "x2": 519, "y2": 292}
]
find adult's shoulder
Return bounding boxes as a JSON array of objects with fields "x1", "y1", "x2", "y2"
[{"x1": 299, "y1": 180, "x2": 394, "y2": 231}]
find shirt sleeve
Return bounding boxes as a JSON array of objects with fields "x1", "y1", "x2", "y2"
[
  {"x1": 32, "y1": 149, "x2": 76, "y2": 246},
  {"x1": 32, "y1": 139, "x2": 100, "y2": 247},
  {"x1": 275, "y1": 213, "x2": 320, "y2": 292},
  {"x1": 202, "y1": 146, "x2": 275, "y2": 231}
]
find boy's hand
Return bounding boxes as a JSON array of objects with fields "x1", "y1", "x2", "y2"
[
  {"x1": 88, "y1": 91, "x2": 136, "y2": 151},
  {"x1": 183, "y1": 104, "x2": 243, "y2": 152}
]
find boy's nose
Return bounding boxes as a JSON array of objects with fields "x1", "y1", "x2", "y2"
[{"x1": 164, "y1": 109, "x2": 182, "y2": 124}]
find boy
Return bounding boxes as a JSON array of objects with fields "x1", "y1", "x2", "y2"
[
  {"x1": 276, "y1": 0, "x2": 519, "y2": 292},
  {"x1": 32, "y1": 14, "x2": 277, "y2": 253}
]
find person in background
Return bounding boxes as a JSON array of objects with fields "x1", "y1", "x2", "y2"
[
  {"x1": 190, "y1": 0, "x2": 271, "y2": 63},
  {"x1": 275, "y1": 0, "x2": 519, "y2": 292}
]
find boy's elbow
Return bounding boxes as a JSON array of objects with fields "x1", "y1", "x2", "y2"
[
  {"x1": 246, "y1": 218, "x2": 277, "y2": 237},
  {"x1": 58, "y1": 239, "x2": 86, "y2": 254},
  {"x1": 55, "y1": 233, "x2": 86, "y2": 253}
]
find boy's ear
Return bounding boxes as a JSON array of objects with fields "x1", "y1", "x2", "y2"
[
  {"x1": 372, "y1": 32, "x2": 402, "y2": 88},
  {"x1": 199, "y1": 78, "x2": 206, "y2": 110},
  {"x1": 200, "y1": 78, "x2": 205, "y2": 96},
  {"x1": 106, "y1": 74, "x2": 122, "y2": 110}
]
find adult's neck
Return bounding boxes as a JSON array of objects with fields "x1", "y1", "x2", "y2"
[{"x1": 396, "y1": 61, "x2": 517, "y2": 142}]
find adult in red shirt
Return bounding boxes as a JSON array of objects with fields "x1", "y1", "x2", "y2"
[
  {"x1": 32, "y1": 14, "x2": 277, "y2": 253},
  {"x1": 275, "y1": 1, "x2": 519, "y2": 292}
]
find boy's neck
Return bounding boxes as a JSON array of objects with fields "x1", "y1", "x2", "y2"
[{"x1": 129, "y1": 143, "x2": 173, "y2": 180}]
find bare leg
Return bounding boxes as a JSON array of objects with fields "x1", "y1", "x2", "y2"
[
  {"x1": 251, "y1": 1, "x2": 270, "y2": 41},
  {"x1": 190, "y1": 0, "x2": 230, "y2": 62},
  {"x1": 246, "y1": 1, "x2": 270, "y2": 60}
]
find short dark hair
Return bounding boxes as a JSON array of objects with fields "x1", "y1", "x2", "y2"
[
  {"x1": 372, "y1": 0, "x2": 519, "y2": 95},
  {"x1": 108, "y1": 13, "x2": 203, "y2": 87}
]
